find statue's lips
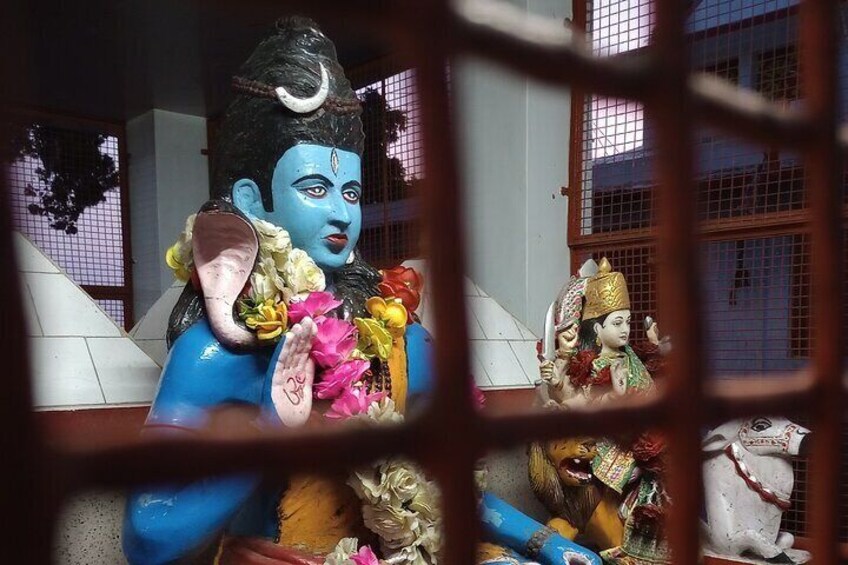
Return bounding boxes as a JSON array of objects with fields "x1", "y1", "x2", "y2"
[{"x1": 324, "y1": 233, "x2": 348, "y2": 252}]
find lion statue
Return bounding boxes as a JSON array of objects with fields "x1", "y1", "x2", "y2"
[{"x1": 528, "y1": 437, "x2": 624, "y2": 551}]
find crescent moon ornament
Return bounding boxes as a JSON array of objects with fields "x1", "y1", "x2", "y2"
[{"x1": 274, "y1": 62, "x2": 330, "y2": 113}]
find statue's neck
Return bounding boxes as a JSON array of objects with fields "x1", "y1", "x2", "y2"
[
  {"x1": 324, "y1": 270, "x2": 337, "y2": 295},
  {"x1": 600, "y1": 343, "x2": 626, "y2": 357}
]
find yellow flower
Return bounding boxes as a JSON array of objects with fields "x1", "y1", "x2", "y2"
[
  {"x1": 245, "y1": 299, "x2": 288, "y2": 341},
  {"x1": 366, "y1": 296, "x2": 408, "y2": 339},
  {"x1": 354, "y1": 317, "x2": 393, "y2": 360},
  {"x1": 165, "y1": 214, "x2": 196, "y2": 282},
  {"x1": 165, "y1": 242, "x2": 191, "y2": 282}
]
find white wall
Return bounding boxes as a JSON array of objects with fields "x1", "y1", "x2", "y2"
[
  {"x1": 454, "y1": 0, "x2": 573, "y2": 336},
  {"x1": 128, "y1": 109, "x2": 209, "y2": 317}
]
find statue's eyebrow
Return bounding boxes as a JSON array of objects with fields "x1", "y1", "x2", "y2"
[
  {"x1": 342, "y1": 180, "x2": 362, "y2": 192},
  {"x1": 292, "y1": 173, "x2": 332, "y2": 186}
]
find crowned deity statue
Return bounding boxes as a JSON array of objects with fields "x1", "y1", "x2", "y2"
[
  {"x1": 531, "y1": 258, "x2": 671, "y2": 565},
  {"x1": 122, "y1": 17, "x2": 599, "y2": 565}
]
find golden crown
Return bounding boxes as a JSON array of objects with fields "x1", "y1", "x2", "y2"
[{"x1": 582, "y1": 257, "x2": 631, "y2": 320}]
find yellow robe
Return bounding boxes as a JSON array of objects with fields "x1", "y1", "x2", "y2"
[{"x1": 276, "y1": 336, "x2": 408, "y2": 555}]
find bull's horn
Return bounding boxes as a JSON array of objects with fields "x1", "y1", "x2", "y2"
[{"x1": 275, "y1": 63, "x2": 329, "y2": 114}]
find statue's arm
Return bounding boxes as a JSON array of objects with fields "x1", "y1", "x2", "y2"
[
  {"x1": 123, "y1": 321, "x2": 273, "y2": 565},
  {"x1": 480, "y1": 493, "x2": 601, "y2": 565},
  {"x1": 123, "y1": 459, "x2": 259, "y2": 565}
]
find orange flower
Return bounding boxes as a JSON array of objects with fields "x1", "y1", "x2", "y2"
[{"x1": 378, "y1": 266, "x2": 423, "y2": 323}]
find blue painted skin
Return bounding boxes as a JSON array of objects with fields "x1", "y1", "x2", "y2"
[
  {"x1": 123, "y1": 142, "x2": 597, "y2": 564},
  {"x1": 481, "y1": 493, "x2": 602, "y2": 565},
  {"x1": 233, "y1": 144, "x2": 362, "y2": 273}
]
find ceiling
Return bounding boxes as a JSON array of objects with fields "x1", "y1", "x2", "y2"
[{"x1": 5, "y1": 0, "x2": 390, "y2": 123}]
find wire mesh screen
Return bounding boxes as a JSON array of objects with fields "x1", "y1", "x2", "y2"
[
  {"x1": 576, "y1": 0, "x2": 845, "y2": 544},
  {"x1": 581, "y1": 1, "x2": 816, "y2": 235},
  {"x1": 355, "y1": 68, "x2": 423, "y2": 267},
  {"x1": 6, "y1": 120, "x2": 132, "y2": 329}
]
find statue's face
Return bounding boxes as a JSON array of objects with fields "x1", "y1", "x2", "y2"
[
  {"x1": 594, "y1": 309, "x2": 631, "y2": 350},
  {"x1": 263, "y1": 143, "x2": 362, "y2": 272}
]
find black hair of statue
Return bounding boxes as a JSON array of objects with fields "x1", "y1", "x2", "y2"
[
  {"x1": 577, "y1": 312, "x2": 610, "y2": 353},
  {"x1": 210, "y1": 16, "x2": 364, "y2": 212}
]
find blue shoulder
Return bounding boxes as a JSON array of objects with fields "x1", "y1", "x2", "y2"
[
  {"x1": 405, "y1": 322, "x2": 434, "y2": 397},
  {"x1": 147, "y1": 318, "x2": 272, "y2": 429}
]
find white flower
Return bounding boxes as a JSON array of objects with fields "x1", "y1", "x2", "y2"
[
  {"x1": 252, "y1": 219, "x2": 292, "y2": 269},
  {"x1": 363, "y1": 504, "x2": 420, "y2": 548},
  {"x1": 324, "y1": 537, "x2": 359, "y2": 565},
  {"x1": 381, "y1": 461, "x2": 425, "y2": 505},
  {"x1": 407, "y1": 480, "x2": 441, "y2": 522},
  {"x1": 354, "y1": 397, "x2": 404, "y2": 426},
  {"x1": 418, "y1": 524, "x2": 441, "y2": 556},
  {"x1": 349, "y1": 467, "x2": 386, "y2": 505},
  {"x1": 284, "y1": 248, "x2": 326, "y2": 294},
  {"x1": 382, "y1": 543, "x2": 432, "y2": 565},
  {"x1": 250, "y1": 255, "x2": 287, "y2": 302}
]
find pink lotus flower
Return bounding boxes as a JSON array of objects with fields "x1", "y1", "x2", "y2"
[
  {"x1": 311, "y1": 317, "x2": 357, "y2": 369},
  {"x1": 325, "y1": 387, "x2": 386, "y2": 420},
  {"x1": 314, "y1": 359, "x2": 370, "y2": 400},
  {"x1": 351, "y1": 545, "x2": 380, "y2": 565},
  {"x1": 288, "y1": 291, "x2": 343, "y2": 324}
]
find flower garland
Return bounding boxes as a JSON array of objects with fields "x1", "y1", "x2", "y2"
[
  {"x1": 166, "y1": 215, "x2": 326, "y2": 341},
  {"x1": 167, "y1": 217, "x2": 447, "y2": 563},
  {"x1": 343, "y1": 398, "x2": 442, "y2": 565}
]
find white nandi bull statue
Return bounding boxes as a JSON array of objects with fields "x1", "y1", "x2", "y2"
[{"x1": 702, "y1": 416, "x2": 811, "y2": 564}]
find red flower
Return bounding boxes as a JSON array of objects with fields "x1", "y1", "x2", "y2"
[
  {"x1": 631, "y1": 503, "x2": 666, "y2": 533},
  {"x1": 632, "y1": 431, "x2": 668, "y2": 473},
  {"x1": 378, "y1": 265, "x2": 424, "y2": 323},
  {"x1": 567, "y1": 350, "x2": 597, "y2": 388},
  {"x1": 594, "y1": 366, "x2": 612, "y2": 386}
]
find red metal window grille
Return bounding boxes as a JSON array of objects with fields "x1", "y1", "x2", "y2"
[
  {"x1": 572, "y1": 0, "x2": 846, "y2": 550},
  {"x1": 353, "y1": 64, "x2": 423, "y2": 268},
  {"x1": 2, "y1": 1, "x2": 845, "y2": 563}
]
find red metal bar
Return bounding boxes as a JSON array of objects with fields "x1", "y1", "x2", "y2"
[
  {"x1": 651, "y1": 0, "x2": 705, "y2": 563},
  {"x1": 410, "y1": 3, "x2": 479, "y2": 564},
  {"x1": 0, "y1": 132, "x2": 53, "y2": 562},
  {"x1": 568, "y1": 0, "x2": 588, "y2": 273},
  {"x1": 799, "y1": 0, "x2": 844, "y2": 562}
]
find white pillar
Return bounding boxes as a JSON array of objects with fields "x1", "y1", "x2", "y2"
[{"x1": 127, "y1": 109, "x2": 209, "y2": 319}]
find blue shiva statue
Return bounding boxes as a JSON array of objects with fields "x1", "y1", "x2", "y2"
[{"x1": 122, "y1": 16, "x2": 599, "y2": 565}]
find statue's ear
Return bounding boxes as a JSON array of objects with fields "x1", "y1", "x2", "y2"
[
  {"x1": 232, "y1": 178, "x2": 265, "y2": 219},
  {"x1": 702, "y1": 421, "x2": 741, "y2": 453}
]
